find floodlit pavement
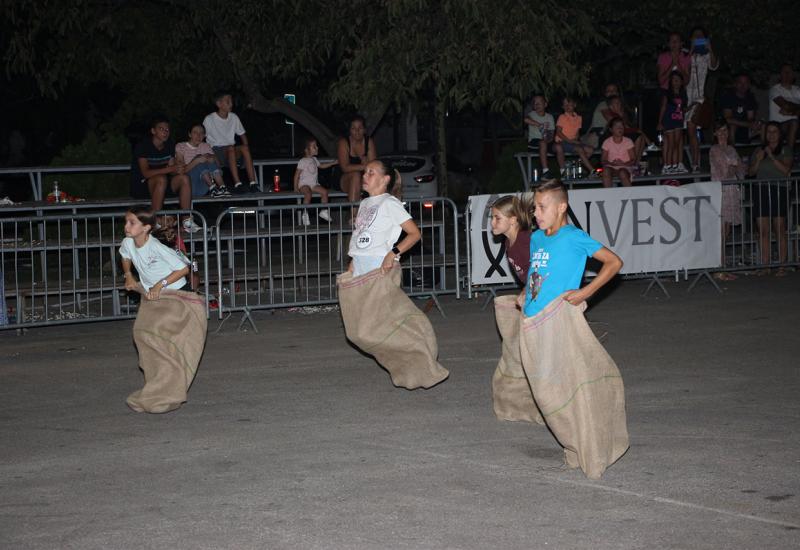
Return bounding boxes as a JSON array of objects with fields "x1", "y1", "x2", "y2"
[{"x1": 1, "y1": 273, "x2": 799, "y2": 549}]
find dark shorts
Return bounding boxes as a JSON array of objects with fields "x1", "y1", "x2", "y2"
[
  {"x1": 129, "y1": 177, "x2": 178, "y2": 200},
  {"x1": 527, "y1": 138, "x2": 551, "y2": 151},
  {"x1": 752, "y1": 183, "x2": 789, "y2": 218},
  {"x1": 559, "y1": 141, "x2": 589, "y2": 154}
]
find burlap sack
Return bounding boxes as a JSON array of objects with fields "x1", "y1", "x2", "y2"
[
  {"x1": 127, "y1": 289, "x2": 207, "y2": 413},
  {"x1": 519, "y1": 295, "x2": 629, "y2": 479},
  {"x1": 491, "y1": 295, "x2": 543, "y2": 424},
  {"x1": 337, "y1": 266, "x2": 449, "y2": 389}
]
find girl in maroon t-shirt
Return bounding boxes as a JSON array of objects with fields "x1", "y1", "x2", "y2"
[{"x1": 490, "y1": 194, "x2": 536, "y2": 284}]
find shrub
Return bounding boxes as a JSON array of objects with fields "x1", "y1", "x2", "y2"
[{"x1": 45, "y1": 133, "x2": 131, "y2": 199}]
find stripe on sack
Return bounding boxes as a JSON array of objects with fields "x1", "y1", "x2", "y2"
[
  {"x1": 361, "y1": 313, "x2": 425, "y2": 353},
  {"x1": 540, "y1": 374, "x2": 623, "y2": 417}
]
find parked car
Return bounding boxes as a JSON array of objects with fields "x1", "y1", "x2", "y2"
[{"x1": 382, "y1": 153, "x2": 480, "y2": 199}]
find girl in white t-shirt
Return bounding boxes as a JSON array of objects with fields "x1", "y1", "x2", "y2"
[
  {"x1": 348, "y1": 160, "x2": 421, "y2": 276},
  {"x1": 120, "y1": 205, "x2": 191, "y2": 301},
  {"x1": 293, "y1": 137, "x2": 338, "y2": 225}
]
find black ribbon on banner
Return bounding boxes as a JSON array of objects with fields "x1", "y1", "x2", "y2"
[{"x1": 482, "y1": 229, "x2": 507, "y2": 278}]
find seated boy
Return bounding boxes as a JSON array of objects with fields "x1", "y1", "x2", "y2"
[
  {"x1": 203, "y1": 91, "x2": 258, "y2": 193},
  {"x1": 517, "y1": 179, "x2": 622, "y2": 314},
  {"x1": 554, "y1": 97, "x2": 596, "y2": 178},
  {"x1": 130, "y1": 116, "x2": 199, "y2": 233},
  {"x1": 523, "y1": 94, "x2": 555, "y2": 178}
]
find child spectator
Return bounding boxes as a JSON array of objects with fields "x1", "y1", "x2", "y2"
[
  {"x1": 601, "y1": 118, "x2": 637, "y2": 187},
  {"x1": 686, "y1": 27, "x2": 719, "y2": 172},
  {"x1": 523, "y1": 95, "x2": 555, "y2": 178},
  {"x1": 293, "y1": 137, "x2": 338, "y2": 225},
  {"x1": 709, "y1": 121, "x2": 744, "y2": 281},
  {"x1": 120, "y1": 205, "x2": 205, "y2": 413},
  {"x1": 554, "y1": 97, "x2": 595, "y2": 177},
  {"x1": 657, "y1": 71, "x2": 689, "y2": 174},
  {"x1": 721, "y1": 74, "x2": 762, "y2": 145},
  {"x1": 657, "y1": 32, "x2": 690, "y2": 90},
  {"x1": 175, "y1": 124, "x2": 230, "y2": 198},
  {"x1": 130, "y1": 116, "x2": 199, "y2": 233},
  {"x1": 490, "y1": 194, "x2": 535, "y2": 283},
  {"x1": 769, "y1": 64, "x2": 800, "y2": 149},
  {"x1": 203, "y1": 91, "x2": 258, "y2": 193},
  {"x1": 603, "y1": 95, "x2": 656, "y2": 160}
]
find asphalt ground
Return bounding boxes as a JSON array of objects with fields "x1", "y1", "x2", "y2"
[{"x1": 1, "y1": 272, "x2": 798, "y2": 549}]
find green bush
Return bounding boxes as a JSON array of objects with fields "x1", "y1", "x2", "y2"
[
  {"x1": 45, "y1": 132, "x2": 131, "y2": 199},
  {"x1": 488, "y1": 138, "x2": 529, "y2": 194}
]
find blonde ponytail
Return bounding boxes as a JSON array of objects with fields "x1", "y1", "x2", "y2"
[
  {"x1": 491, "y1": 193, "x2": 535, "y2": 231},
  {"x1": 389, "y1": 168, "x2": 403, "y2": 199}
]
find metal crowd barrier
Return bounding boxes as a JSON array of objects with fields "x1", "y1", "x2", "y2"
[
  {"x1": 719, "y1": 178, "x2": 800, "y2": 271},
  {"x1": 0, "y1": 209, "x2": 209, "y2": 331},
  {"x1": 213, "y1": 198, "x2": 460, "y2": 328}
]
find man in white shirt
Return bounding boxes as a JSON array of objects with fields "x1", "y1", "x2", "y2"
[
  {"x1": 203, "y1": 91, "x2": 259, "y2": 192},
  {"x1": 769, "y1": 64, "x2": 800, "y2": 149}
]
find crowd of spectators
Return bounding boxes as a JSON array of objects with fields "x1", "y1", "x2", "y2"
[{"x1": 523, "y1": 28, "x2": 800, "y2": 187}]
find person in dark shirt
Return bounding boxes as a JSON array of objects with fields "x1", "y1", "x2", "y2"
[
  {"x1": 490, "y1": 193, "x2": 536, "y2": 284},
  {"x1": 720, "y1": 74, "x2": 762, "y2": 144},
  {"x1": 131, "y1": 116, "x2": 196, "y2": 231}
]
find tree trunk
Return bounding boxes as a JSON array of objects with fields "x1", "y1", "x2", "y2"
[
  {"x1": 434, "y1": 79, "x2": 449, "y2": 197},
  {"x1": 247, "y1": 93, "x2": 339, "y2": 156}
]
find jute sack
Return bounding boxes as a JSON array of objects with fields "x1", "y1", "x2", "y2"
[
  {"x1": 491, "y1": 295, "x2": 543, "y2": 424},
  {"x1": 519, "y1": 294, "x2": 629, "y2": 479},
  {"x1": 337, "y1": 266, "x2": 449, "y2": 389},
  {"x1": 127, "y1": 289, "x2": 207, "y2": 413}
]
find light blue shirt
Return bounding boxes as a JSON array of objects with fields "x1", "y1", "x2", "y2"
[{"x1": 523, "y1": 225, "x2": 602, "y2": 317}]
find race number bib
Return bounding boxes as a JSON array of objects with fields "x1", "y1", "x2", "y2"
[{"x1": 355, "y1": 232, "x2": 372, "y2": 249}]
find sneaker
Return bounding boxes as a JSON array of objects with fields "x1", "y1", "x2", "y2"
[
  {"x1": 559, "y1": 168, "x2": 568, "y2": 178},
  {"x1": 217, "y1": 185, "x2": 231, "y2": 197},
  {"x1": 232, "y1": 182, "x2": 246, "y2": 194},
  {"x1": 210, "y1": 186, "x2": 224, "y2": 198},
  {"x1": 319, "y1": 208, "x2": 331, "y2": 222},
  {"x1": 540, "y1": 169, "x2": 552, "y2": 179},
  {"x1": 675, "y1": 162, "x2": 689, "y2": 174},
  {"x1": 182, "y1": 218, "x2": 201, "y2": 233},
  {"x1": 646, "y1": 143, "x2": 660, "y2": 152},
  {"x1": 301, "y1": 211, "x2": 310, "y2": 226},
  {"x1": 662, "y1": 164, "x2": 674, "y2": 174},
  {"x1": 249, "y1": 181, "x2": 260, "y2": 192}
]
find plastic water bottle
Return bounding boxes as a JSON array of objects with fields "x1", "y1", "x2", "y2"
[
  {"x1": 272, "y1": 169, "x2": 280, "y2": 192},
  {"x1": 51, "y1": 180, "x2": 60, "y2": 201}
]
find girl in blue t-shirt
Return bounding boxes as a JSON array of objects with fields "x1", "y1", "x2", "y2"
[{"x1": 517, "y1": 180, "x2": 623, "y2": 317}]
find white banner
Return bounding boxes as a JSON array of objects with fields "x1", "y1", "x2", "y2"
[{"x1": 468, "y1": 182, "x2": 722, "y2": 284}]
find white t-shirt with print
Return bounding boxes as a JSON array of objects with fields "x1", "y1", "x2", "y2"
[
  {"x1": 769, "y1": 84, "x2": 800, "y2": 122},
  {"x1": 119, "y1": 235, "x2": 189, "y2": 291},
  {"x1": 296, "y1": 157, "x2": 320, "y2": 189},
  {"x1": 203, "y1": 112, "x2": 246, "y2": 147},
  {"x1": 348, "y1": 194, "x2": 411, "y2": 258}
]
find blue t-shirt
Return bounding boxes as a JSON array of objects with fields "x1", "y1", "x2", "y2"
[{"x1": 523, "y1": 225, "x2": 602, "y2": 317}]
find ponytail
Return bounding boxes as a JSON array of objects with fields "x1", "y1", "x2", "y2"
[
  {"x1": 491, "y1": 193, "x2": 534, "y2": 231},
  {"x1": 388, "y1": 168, "x2": 403, "y2": 199}
]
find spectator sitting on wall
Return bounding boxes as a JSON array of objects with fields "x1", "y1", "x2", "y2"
[
  {"x1": 587, "y1": 83, "x2": 621, "y2": 149},
  {"x1": 601, "y1": 118, "x2": 637, "y2": 188},
  {"x1": 523, "y1": 94, "x2": 555, "y2": 178},
  {"x1": 769, "y1": 64, "x2": 800, "y2": 149},
  {"x1": 203, "y1": 91, "x2": 259, "y2": 193},
  {"x1": 685, "y1": 27, "x2": 719, "y2": 173},
  {"x1": 175, "y1": 124, "x2": 230, "y2": 198},
  {"x1": 720, "y1": 74, "x2": 763, "y2": 145},
  {"x1": 602, "y1": 95, "x2": 656, "y2": 161},
  {"x1": 554, "y1": 97, "x2": 595, "y2": 177},
  {"x1": 129, "y1": 115, "x2": 199, "y2": 233}
]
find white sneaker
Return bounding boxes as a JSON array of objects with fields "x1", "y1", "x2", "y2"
[
  {"x1": 676, "y1": 162, "x2": 688, "y2": 174},
  {"x1": 318, "y1": 209, "x2": 331, "y2": 222},
  {"x1": 301, "y1": 211, "x2": 310, "y2": 226},
  {"x1": 646, "y1": 143, "x2": 660, "y2": 152},
  {"x1": 182, "y1": 219, "x2": 201, "y2": 233},
  {"x1": 662, "y1": 164, "x2": 674, "y2": 174}
]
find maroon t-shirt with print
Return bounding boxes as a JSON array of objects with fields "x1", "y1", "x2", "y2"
[{"x1": 505, "y1": 230, "x2": 532, "y2": 284}]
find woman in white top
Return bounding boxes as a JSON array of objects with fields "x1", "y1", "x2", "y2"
[{"x1": 347, "y1": 159, "x2": 421, "y2": 277}]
